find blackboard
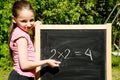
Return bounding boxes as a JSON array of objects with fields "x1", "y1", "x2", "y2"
[{"x1": 35, "y1": 24, "x2": 111, "y2": 80}]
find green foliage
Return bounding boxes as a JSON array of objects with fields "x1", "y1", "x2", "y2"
[
  {"x1": 34, "y1": 0, "x2": 100, "y2": 24},
  {"x1": 112, "y1": 55, "x2": 120, "y2": 67},
  {"x1": 0, "y1": 43, "x2": 13, "y2": 70},
  {"x1": 0, "y1": 0, "x2": 120, "y2": 71},
  {"x1": 0, "y1": 1, "x2": 14, "y2": 70}
]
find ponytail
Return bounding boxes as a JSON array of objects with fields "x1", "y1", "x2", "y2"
[{"x1": 8, "y1": 22, "x2": 17, "y2": 60}]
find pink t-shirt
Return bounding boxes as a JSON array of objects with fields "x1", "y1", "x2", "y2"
[{"x1": 10, "y1": 27, "x2": 36, "y2": 77}]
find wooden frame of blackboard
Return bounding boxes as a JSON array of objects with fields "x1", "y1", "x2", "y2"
[{"x1": 35, "y1": 24, "x2": 111, "y2": 80}]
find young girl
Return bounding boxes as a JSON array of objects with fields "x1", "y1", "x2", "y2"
[{"x1": 8, "y1": 1, "x2": 61, "y2": 80}]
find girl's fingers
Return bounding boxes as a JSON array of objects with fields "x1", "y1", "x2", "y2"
[
  {"x1": 34, "y1": 21, "x2": 42, "y2": 27},
  {"x1": 47, "y1": 59, "x2": 61, "y2": 67}
]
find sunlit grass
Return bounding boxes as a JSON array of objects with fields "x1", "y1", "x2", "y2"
[{"x1": 112, "y1": 66, "x2": 120, "y2": 80}]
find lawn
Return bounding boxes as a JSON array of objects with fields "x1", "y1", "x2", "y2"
[{"x1": 112, "y1": 67, "x2": 120, "y2": 80}]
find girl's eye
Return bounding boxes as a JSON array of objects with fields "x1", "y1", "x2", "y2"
[
  {"x1": 30, "y1": 19, "x2": 34, "y2": 22},
  {"x1": 21, "y1": 20, "x2": 27, "y2": 23}
]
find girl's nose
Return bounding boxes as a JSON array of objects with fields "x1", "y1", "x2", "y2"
[{"x1": 26, "y1": 22, "x2": 32, "y2": 27}]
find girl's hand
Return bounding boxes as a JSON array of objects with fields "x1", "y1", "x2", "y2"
[
  {"x1": 46, "y1": 59, "x2": 61, "y2": 68},
  {"x1": 31, "y1": 20, "x2": 42, "y2": 30},
  {"x1": 34, "y1": 20, "x2": 42, "y2": 27}
]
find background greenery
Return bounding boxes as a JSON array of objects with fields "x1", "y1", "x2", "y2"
[{"x1": 0, "y1": 0, "x2": 120, "y2": 80}]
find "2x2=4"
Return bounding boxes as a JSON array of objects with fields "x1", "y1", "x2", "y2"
[{"x1": 49, "y1": 48, "x2": 93, "y2": 61}]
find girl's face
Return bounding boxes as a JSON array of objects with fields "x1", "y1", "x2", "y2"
[{"x1": 12, "y1": 9, "x2": 35, "y2": 32}]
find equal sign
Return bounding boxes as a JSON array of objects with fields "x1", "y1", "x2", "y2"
[{"x1": 75, "y1": 51, "x2": 82, "y2": 56}]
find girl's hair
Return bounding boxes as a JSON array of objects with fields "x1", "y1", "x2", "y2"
[{"x1": 9, "y1": 0, "x2": 34, "y2": 59}]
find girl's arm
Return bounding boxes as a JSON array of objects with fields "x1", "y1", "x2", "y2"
[{"x1": 16, "y1": 37, "x2": 61, "y2": 70}]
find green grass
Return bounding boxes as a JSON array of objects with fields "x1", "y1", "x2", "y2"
[
  {"x1": 112, "y1": 66, "x2": 120, "y2": 80},
  {"x1": 112, "y1": 55, "x2": 120, "y2": 80}
]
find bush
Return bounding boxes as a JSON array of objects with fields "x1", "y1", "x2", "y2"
[
  {"x1": 112, "y1": 55, "x2": 120, "y2": 67},
  {"x1": 0, "y1": 43, "x2": 13, "y2": 70}
]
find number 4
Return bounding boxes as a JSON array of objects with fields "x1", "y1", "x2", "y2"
[{"x1": 85, "y1": 48, "x2": 93, "y2": 61}]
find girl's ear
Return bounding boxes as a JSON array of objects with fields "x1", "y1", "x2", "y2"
[{"x1": 12, "y1": 16, "x2": 16, "y2": 23}]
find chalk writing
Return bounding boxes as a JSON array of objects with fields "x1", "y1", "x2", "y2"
[
  {"x1": 49, "y1": 48, "x2": 93, "y2": 61},
  {"x1": 85, "y1": 48, "x2": 93, "y2": 61}
]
